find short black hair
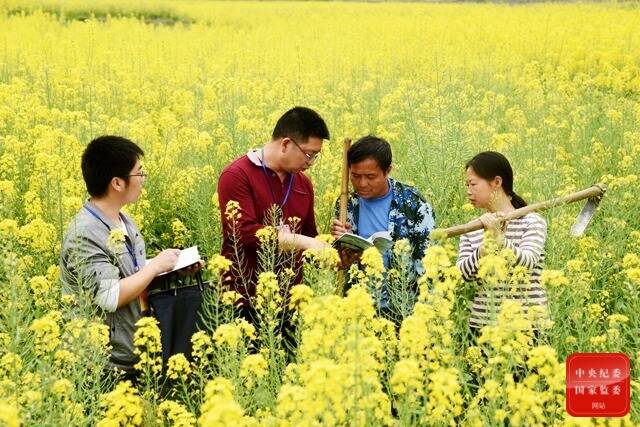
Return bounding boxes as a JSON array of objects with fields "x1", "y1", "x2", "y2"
[
  {"x1": 272, "y1": 106, "x2": 330, "y2": 142},
  {"x1": 81, "y1": 135, "x2": 144, "y2": 197},
  {"x1": 347, "y1": 135, "x2": 392, "y2": 172}
]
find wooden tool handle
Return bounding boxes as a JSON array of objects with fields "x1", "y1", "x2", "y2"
[
  {"x1": 435, "y1": 183, "x2": 607, "y2": 239},
  {"x1": 336, "y1": 138, "x2": 352, "y2": 296},
  {"x1": 339, "y1": 138, "x2": 351, "y2": 224}
]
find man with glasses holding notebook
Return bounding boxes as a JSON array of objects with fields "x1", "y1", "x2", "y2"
[
  {"x1": 217, "y1": 106, "x2": 331, "y2": 311},
  {"x1": 60, "y1": 135, "x2": 185, "y2": 381}
]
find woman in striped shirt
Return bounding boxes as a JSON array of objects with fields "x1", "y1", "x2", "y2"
[{"x1": 456, "y1": 151, "x2": 548, "y2": 330}]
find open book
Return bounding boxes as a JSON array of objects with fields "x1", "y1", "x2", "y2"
[
  {"x1": 332, "y1": 231, "x2": 393, "y2": 253},
  {"x1": 147, "y1": 246, "x2": 201, "y2": 276}
]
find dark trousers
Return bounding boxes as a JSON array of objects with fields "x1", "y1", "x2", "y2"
[{"x1": 149, "y1": 285, "x2": 205, "y2": 365}]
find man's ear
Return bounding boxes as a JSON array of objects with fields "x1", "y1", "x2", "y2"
[
  {"x1": 281, "y1": 137, "x2": 290, "y2": 153},
  {"x1": 385, "y1": 164, "x2": 393, "y2": 176},
  {"x1": 110, "y1": 177, "x2": 126, "y2": 193}
]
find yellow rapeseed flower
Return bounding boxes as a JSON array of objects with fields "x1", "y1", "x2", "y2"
[
  {"x1": 171, "y1": 219, "x2": 191, "y2": 248},
  {"x1": 0, "y1": 219, "x2": 18, "y2": 239},
  {"x1": 426, "y1": 368, "x2": 463, "y2": 423},
  {"x1": 288, "y1": 284, "x2": 314, "y2": 312},
  {"x1": 106, "y1": 228, "x2": 126, "y2": 254},
  {"x1": 167, "y1": 353, "x2": 191, "y2": 381},
  {"x1": 224, "y1": 200, "x2": 241, "y2": 222},
  {"x1": 587, "y1": 303, "x2": 605, "y2": 320},
  {"x1": 255, "y1": 271, "x2": 282, "y2": 315},
  {"x1": 17, "y1": 219, "x2": 56, "y2": 254},
  {"x1": 360, "y1": 247, "x2": 384, "y2": 281},
  {"x1": 51, "y1": 378, "x2": 74, "y2": 399},
  {"x1": 390, "y1": 358, "x2": 423, "y2": 397},
  {"x1": 540, "y1": 270, "x2": 569, "y2": 288},
  {"x1": 199, "y1": 378, "x2": 253, "y2": 426},
  {"x1": 302, "y1": 247, "x2": 340, "y2": 270},
  {"x1": 255, "y1": 226, "x2": 277, "y2": 246},
  {"x1": 0, "y1": 353, "x2": 22, "y2": 378},
  {"x1": 208, "y1": 254, "x2": 233, "y2": 278},
  {"x1": 191, "y1": 331, "x2": 213, "y2": 363},
  {"x1": 212, "y1": 319, "x2": 255, "y2": 348},
  {"x1": 240, "y1": 354, "x2": 268, "y2": 388},
  {"x1": 133, "y1": 317, "x2": 162, "y2": 374},
  {"x1": 0, "y1": 400, "x2": 21, "y2": 427},
  {"x1": 96, "y1": 381, "x2": 143, "y2": 427},
  {"x1": 221, "y1": 290, "x2": 242, "y2": 305},
  {"x1": 157, "y1": 400, "x2": 196, "y2": 427},
  {"x1": 28, "y1": 275, "x2": 55, "y2": 308},
  {"x1": 29, "y1": 311, "x2": 62, "y2": 356}
]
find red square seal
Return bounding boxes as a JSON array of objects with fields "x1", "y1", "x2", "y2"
[{"x1": 566, "y1": 353, "x2": 630, "y2": 417}]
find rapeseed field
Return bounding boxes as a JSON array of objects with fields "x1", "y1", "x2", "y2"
[{"x1": 0, "y1": 1, "x2": 638, "y2": 425}]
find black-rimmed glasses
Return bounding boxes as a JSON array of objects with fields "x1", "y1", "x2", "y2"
[
  {"x1": 290, "y1": 138, "x2": 321, "y2": 164},
  {"x1": 127, "y1": 172, "x2": 148, "y2": 179}
]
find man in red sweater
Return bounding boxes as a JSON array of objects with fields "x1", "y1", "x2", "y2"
[{"x1": 217, "y1": 106, "x2": 330, "y2": 303}]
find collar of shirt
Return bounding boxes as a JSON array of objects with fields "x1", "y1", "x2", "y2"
[
  {"x1": 119, "y1": 217, "x2": 129, "y2": 237},
  {"x1": 83, "y1": 200, "x2": 120, "y2": 230},
  {"x1": 83, "y1": 200, "x2": 136, "y2": 239},
  {"x1": 247, "y1": 148, "x2": 263, "y2": 166}
]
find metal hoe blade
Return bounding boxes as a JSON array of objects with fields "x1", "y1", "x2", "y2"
[{"x1": 570, "y1": 197, "x2": 600, "y2": 237}]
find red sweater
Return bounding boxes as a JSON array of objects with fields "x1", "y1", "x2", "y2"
[{"x1": 217, "y1": 151, "x2": 318, "y2": 297}]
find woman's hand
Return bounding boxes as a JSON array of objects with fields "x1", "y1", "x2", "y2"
[{"x1": 479, "y1": 212, "x2": 507, "y2": 249}]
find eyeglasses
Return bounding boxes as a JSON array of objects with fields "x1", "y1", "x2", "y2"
[
  {"x1": 289, "y1": 138, "x2": 321, "y2": 164},
  {"x1": 127, "y1": 172, "x2": 148, "y2": 179}
]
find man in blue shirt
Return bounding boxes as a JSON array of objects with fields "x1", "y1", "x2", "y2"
[{"x1": 331, "y1": 136, "x2": 436, "y2": 317}]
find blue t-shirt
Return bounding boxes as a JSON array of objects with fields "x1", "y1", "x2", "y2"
[
  {"x1": 357, "y1": 181, "x2": 393, "y2": 308},
  {"x1": 357, "y1": 184, "x2": 393, "y2": 255}
]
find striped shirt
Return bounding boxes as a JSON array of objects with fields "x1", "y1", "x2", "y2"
[{"x1": 456, "y1": 213, "x2": 548, "y2": 329}]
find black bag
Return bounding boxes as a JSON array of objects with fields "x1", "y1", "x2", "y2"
[{"x1": 148, "y1": 272, "x2": 206, "y2": 365}]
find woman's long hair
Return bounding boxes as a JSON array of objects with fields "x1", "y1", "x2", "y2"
[{"x1": 465, "y1": 151, "x2": 527, "y2": 209}]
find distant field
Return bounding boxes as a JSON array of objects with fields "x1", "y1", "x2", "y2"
[{"x1": 0, "y1": 1, "x2": 638, "y2": 425}]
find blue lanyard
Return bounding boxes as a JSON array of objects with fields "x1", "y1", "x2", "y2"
[
  {"x1": 260, "y1": 148, "x2": 294, "y2": 209},
  {"x1": 84, "y1": 205, "x2": 139, "y2": 272}
]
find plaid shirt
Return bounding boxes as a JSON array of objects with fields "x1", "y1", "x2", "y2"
[{"x1": 334, "y1": 178, "x2": 436, "y2": 280}]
